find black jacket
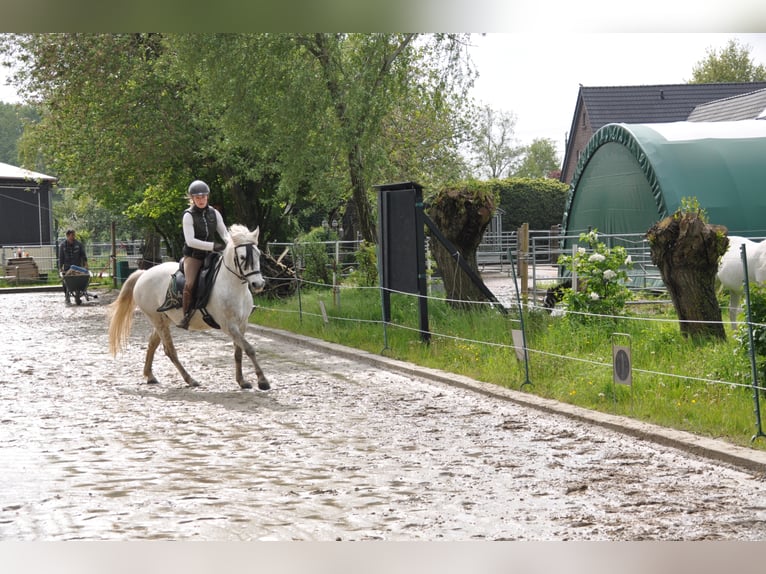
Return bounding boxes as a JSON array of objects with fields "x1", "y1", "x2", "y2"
[{"x1": 58, "y1": 239, "x2": 87, "y2": 271}]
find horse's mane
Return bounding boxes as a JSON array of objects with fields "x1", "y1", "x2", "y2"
[{"x1": 228, "y1": 224, "x2": 258, "y2": 246}]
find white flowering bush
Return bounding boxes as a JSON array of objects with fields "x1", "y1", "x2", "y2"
[{"x1": 556, "y1": 230, "x2": 633, "y2": 321}]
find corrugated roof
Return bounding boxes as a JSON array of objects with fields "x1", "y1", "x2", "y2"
[
  {"x1": 0, "y1": 161, "x2": 56, "y2": 182},
  {"x1": 687, "y1": 88, "x2": 766, "y2": 121}
]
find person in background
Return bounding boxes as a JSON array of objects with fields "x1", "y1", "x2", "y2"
[
  {"x1": 178, "y1": 179, "x2": 228, "y2": 329},
  {"x1": 58, "y1": 229, "x2": 88, "y2": 303}
]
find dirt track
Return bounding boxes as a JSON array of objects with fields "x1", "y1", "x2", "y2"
[{"x1": 2, "y1": 288, "x2": 766, "y2": 541}]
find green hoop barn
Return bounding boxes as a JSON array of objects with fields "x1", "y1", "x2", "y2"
[{"x1": 562, "y1": 120, "x2": 766, "y2": 246}]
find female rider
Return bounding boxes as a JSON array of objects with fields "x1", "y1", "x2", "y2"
[{"x1": 178, "y1": 179, "x2": 229, "y2": 329}]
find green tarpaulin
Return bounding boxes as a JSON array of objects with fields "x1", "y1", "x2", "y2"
[{"x1": 562, "y1": 120, "x2": 766, "y2": 243}]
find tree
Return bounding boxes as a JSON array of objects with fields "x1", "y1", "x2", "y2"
[
  {"x1": 427, "y1": 184, "x2": 497, "y2": 308},
  {"x1": 689, "y1": 38, "x2": 766, "y2": 83},
  {"x1": 646, "y1": 205, "x2": 728, "y2": 340},
  {"x1": 0, "y1": 101, "x2": 37, "y2": 164},
  {"x1": 513, "y1": 138, "x2": 561, "y2": 179},
  {"x1": 170, "y1": 33, "x2": 475, "y2": 244},
  {"x1": 0, "y1": 102, "x2": 21, "y2": 163},
  {"x1": 1, "y1": 33, "x2": 475, "y2": 250},
  {"x1": 469, "y1": 104, "x2": 523, "y2": 179},
  {"x1": 2, "y1": 33, "x2": 200, "y2": 255}
]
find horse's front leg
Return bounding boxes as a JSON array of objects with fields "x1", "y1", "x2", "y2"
[
  {"x1": 233, "y1": 345, "x2": 250, "y2": 390},
  {"x1": 229, "y1": 325, "x2": 269, "y2": 390}
]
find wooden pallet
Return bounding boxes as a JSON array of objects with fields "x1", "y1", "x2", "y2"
[{"x1": 4, "y1": 257, "x2": 41, "y2": 281}]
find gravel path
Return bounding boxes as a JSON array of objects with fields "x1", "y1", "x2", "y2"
[{"x1": 1, "y1": 288, "x2": 766, "y2": 541}]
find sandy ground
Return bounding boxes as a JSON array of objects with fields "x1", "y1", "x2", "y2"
[{"x1": 2, "y1": 288, "x2": 766, "y2": 541}]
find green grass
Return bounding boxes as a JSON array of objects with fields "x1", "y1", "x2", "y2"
[{"x1": 251, "y1": 284, "x2": 766, "y2": 450}]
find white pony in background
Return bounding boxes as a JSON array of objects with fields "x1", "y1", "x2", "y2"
[{"x1": 716, "y1": 236, "x2": 766, "y2": 329}]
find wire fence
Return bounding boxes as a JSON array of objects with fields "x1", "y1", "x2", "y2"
[
  {"x1": 255, "y1": 234, "x2": 766, "y2": 444},
  {"x1": 0, "y1": 241, "x2": 169, "y2": 283}
]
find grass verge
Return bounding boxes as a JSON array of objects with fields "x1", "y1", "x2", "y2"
[{"x1": 251, "y1": 284, "x2": 766, "y2": 451}]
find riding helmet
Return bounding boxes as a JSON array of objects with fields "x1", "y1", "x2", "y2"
[{"x1": 188, "y1": 180, "x2": 210, "y2": 196}]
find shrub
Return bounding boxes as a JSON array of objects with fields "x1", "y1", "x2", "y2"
[
  {"x1": 293, "y1": 227, "x2": 337, "y2": 286},
  {"x1": 557, "y1": 229, "x2": 633, "y2": 321},
  {"x1": 734, "y1": 283, "x2": 766, "y2": 384},
  {"x1": 351, "y1": 241, "x2": 378, "y2": 287}
]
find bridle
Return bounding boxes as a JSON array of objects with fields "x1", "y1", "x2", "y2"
[{"x1": 222, "y1": 242, "x2": 263, "y2": 285}]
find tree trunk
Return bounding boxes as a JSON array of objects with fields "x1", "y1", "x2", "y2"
[
  {"x1": 646, "y1": 213, "x2": 728, "y2": 340},
  {"x1": 427, "y1": 187, "x2": 495, "y2": 309},
  {"x1": 140, "y1": 230, "x2": 163, "y2": 269},
  {"x1": 347, "y1": 144, "x2": 375, "y2": 243}
]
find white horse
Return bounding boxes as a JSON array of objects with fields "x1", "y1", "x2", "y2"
[
  {"x1": 716, "y1": 235, "x2": 766, "y2": 329},
  {"x1": 108, "y1": 224, "x2": 270, "y2": 390}
]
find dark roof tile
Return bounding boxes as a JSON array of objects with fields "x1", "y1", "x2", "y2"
[{"x1": 581, "y1": 82, "x2": 766, "y2": 130}]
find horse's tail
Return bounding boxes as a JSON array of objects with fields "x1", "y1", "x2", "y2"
[{"x1": 108, "y1": 270, "x2": 145, "y2": 356}]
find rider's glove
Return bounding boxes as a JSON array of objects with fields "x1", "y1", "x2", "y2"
[{"x1": 213, "y1": 242, "x2": 225, "y2": 252}]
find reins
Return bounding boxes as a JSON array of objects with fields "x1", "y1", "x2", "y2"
[{"x1": 222, "y1": 242, "x2": 262, "y2": 284}]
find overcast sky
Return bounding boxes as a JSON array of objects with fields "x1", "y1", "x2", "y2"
[
  {"x1": 3, "y1": 32, "x2": 766, "y2": 162},
  {"x1": 468, "y1": 33, "x2": 766, "y2": 158}
]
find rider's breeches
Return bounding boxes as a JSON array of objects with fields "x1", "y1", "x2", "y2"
[{"x1": 182, "y1": 256, "x2": 204, "y2": 314}]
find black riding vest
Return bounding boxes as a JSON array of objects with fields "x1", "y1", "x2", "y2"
[{"x1": 182, "y1": 205, "x2": 218, "y2": 259}]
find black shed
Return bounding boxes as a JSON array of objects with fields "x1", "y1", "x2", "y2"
[{"x1": 0, "y1": 161, "x2": 56, "y2": 245}]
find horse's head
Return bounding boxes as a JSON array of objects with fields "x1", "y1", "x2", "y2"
[{"x1": 227, "y1": 224, "x2": 266, "y2": 293}]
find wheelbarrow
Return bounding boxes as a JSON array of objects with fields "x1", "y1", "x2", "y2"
[{"x1": 61, "y1": 265, "x2": 97, "y2": 305}]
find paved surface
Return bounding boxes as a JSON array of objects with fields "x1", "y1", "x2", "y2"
[{"x1": 2, "y1": 288, "x2": 766, "y2": 541}]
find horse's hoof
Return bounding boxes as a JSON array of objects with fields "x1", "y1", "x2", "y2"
[
  {"x1": 239, "y1": 381, "x2": 253, "y2": 390},
  {"x1": 258, "y1": 380, "x2": 271, "y2": 391},
  {"x1": 146, "y1": 378, "x2": 160, "y2": 385},
  {"x1": 187, "y1": 380, "x2": 200, "y2": 388}
]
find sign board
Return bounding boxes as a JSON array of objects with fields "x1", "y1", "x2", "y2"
[
  {"x1": 376, "y1": 182, "x2": 424, "y2": 295},
  {"x1": 612, "y1": 344, "x2": 632, "y2": 386},
  {"x1": 511, "y1": 329, "x2": 526, "y2": 362}
]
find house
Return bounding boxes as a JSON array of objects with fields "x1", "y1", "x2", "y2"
[
  {"x1": 687, "y1": 87, "x2": 766, "y2": 121},
  {"x1": 561, "y1": 82, "x2": 766, "y2": 184},
  {"x1": 0, "y1": 161, "x2": 56, "y2": 245}
]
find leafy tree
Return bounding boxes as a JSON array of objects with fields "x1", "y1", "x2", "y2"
[
  {"x1": 52, "y1": 187, "x2": 141, "y2": 243},
  {"x1": 469, "y1": 104, "x2": 522, "y2": 179},
  {"x1": 2, "y1": 33, "x2": 200, "y2": 255},
  {"x1": 0, "y1": 101, "x2": 37, "y2": 164},
  {"x1": 1, "y1": 33, "x2": 475, "y2": 251},
  {"x1": 168, "y1": 33, "x2": 474, "y2": 243},
  {"x1": 513, "y1": 138, "x2": 561, "y2": 179},
  {"x1": 0, "y1": 102, "x2": 21, "y2": 163},
  {"x1": 689, "y1": 38, "x2": 766, "y2": 83}
]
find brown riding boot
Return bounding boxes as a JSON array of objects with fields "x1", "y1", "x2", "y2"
[{"x1": 177, "y1": 291, "x2": 195, "y2": 330}]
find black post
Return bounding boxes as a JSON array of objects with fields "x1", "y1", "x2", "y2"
[
  {"x1": 741, "y1": 243, "x2": 766, "y2": 443},
  {"x1": 414, "y1": 196, "x2": 430, "y2": 343}
]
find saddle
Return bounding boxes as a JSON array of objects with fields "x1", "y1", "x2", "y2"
[{"x1": 157, "y1": 252, "x2": 223, "y2": 329}]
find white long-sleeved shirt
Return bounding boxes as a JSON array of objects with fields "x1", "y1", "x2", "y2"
[{"x1": 182, "y1": 207, "x2": 230, "y2": 252}]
